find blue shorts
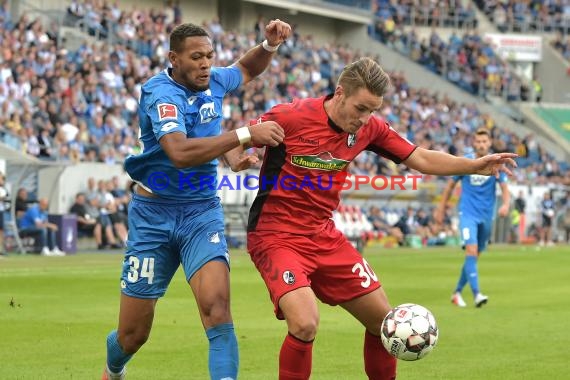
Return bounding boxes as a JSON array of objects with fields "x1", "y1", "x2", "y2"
[
  {"x1": 120, "y1": 194, "x2": 229, "y2": 299},
  {"x1": 459, "y1": 217, "x2": 492, "y2": 253}
]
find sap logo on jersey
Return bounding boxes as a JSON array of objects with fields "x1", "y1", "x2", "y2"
[
  {"x1": 469, "y1": 174, "x2": 490, "y2": 186},
  {"x1": 199, "y1": 102, "x2": 218, "y2": 124},
  {"x1": 157, "y1": 103, "x2": 178, "y2": 120}
]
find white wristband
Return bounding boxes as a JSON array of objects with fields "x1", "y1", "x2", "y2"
[
  {"x1": 262, "y1": 39, "x2": 280, "y2": 52},
  {"x1": 236, "y1": 127, "x2": 251, "y2": 145}
]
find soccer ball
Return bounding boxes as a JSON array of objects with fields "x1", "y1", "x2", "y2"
[{"x1": 380, "y1": 303, "x2": 439, "y2": 361}]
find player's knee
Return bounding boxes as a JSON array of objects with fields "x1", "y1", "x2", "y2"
[
  {"x1": 287, "y1": 316, "x2": 319, "y2": 341},
  {"x1": 119, "y1": 330, "x2": 150, "y2": 354},
  {"x1": 199, "y1": 298, "x2": 232, "y2": 326}
]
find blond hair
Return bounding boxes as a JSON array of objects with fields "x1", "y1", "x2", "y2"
[{"x1": 337, "y1": 57, "x2": 391, "y2": 97}]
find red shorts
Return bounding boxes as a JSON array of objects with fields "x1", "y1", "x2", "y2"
[{"x1": 247, "y1": 220, "x2": 382, "y2": 319}]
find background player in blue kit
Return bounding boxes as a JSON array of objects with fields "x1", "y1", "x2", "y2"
[
  {"x1": 436, "y1": 128, "x2": 511, "y2": 308},
  {"x1": 102, "y1": 21, "x2": 290, "y2": 380}
]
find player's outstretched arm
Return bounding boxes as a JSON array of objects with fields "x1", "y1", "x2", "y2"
[
  {"x1": 403, "y1": 148, "x2": 517, "y2": 177},
  {"x1": 232, "y1": 19, "x2": 291, "y2": 84},
  {"x1": 161, "y1": 122, "x2": 284, "y2": 169}
]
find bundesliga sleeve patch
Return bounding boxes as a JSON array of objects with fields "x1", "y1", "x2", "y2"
[{"x1": 157, "y1": 103, "x2": 178, "y2": 121}]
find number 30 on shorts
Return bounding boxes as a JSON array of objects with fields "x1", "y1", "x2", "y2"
[
  {"x1": 127, "y1": 257, "x2": 155, "y2": 284},
  {"x1": 352, "y1": 258, "x2": 378, "y2": 288}
]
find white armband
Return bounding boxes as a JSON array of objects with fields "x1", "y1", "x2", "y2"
[
  {"x1": 262, "y1": 39, "x2": 280, "y2": 52},
  {"x1": 236, "y1": 127, "x2": 252, "y2": 145}
]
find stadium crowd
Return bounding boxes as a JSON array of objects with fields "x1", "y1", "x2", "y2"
[
  {"x1": 473, "y1": 0, "x2": 570, "y2": 35},
  {"x1": 0, "y1": 0, "x2": 567, "y2": 187},
  {"x1": 0, "y1": 0, "x2": 569, "y2": 253},
  {"x1": 373, "y1": 0, "x2": 478, "y2": 28},
  {"x1": 370, "y1": 24, "x2": 531, "y2": 100}
]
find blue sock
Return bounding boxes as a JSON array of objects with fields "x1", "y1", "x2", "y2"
[
  {"x1": 464, "y1": 256, "x2": 480, "y2": 297},
  {"x1": 206, "y1": 323, "x2": 239, "y2": 380},
  {"x1": 106, "y1": 330, "x2": 133, "y2": 374},
  {"x1": 455, "y1": 263, "x2": 468, "y2": 293}
]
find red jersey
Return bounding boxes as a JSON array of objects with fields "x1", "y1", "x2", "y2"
[{"x1": 247, "y1": 95, "x2": 416, "y2": 234}]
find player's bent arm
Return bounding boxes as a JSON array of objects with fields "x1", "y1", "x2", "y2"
[
  {"x1": 403, "y1": 148, "x2": 478, "y2": 176},
  {"x1": 160, "y1": 131, "x2": 243, "y2": 169},
  {"x1": 162, "y1": 122, "x2": 284, "y2": 169},
  {"x1": 233, "y1": 45, "x2": 276, "y2": 85},
  {"x1": 233, "y1": 19, "x2": 291, "y2": 84}
]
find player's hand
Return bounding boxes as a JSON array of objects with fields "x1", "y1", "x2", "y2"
[
  {"x1": 230, "y1": 153, "x2": 259, "y2": 172},
  {"x1": 498, "y1": 204, "x2": 509, "y2": 217},
  {"x1": 265, "y1": 19, "x2": 291, "y2": 46},
  {"x1": 473, "y1": 153, "x2": 518, "y2": 177},
  {"x1": 249, "y1": 121, "x2": 285, "y2": 147}
]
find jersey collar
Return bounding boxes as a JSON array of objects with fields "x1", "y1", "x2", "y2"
[
  {"x1": 323, "y1": 94, "x2": 344, "y2": 134},
  {"x1": 164, "y1": 68, "x2": 202, "y2": 96}
]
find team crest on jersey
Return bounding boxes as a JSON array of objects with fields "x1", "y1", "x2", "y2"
[
  {"x1": 347, "y1": 133, "x2": 357, "y2": 147},
  {"x1": 282, "y1": 270, "x2": 295, "y2": 285},
  {"x1": 157, "y1": 103, "x2": 178, "y2": 120},
  {"x1": 291, "y1": 152, "x2": 349, "y2": 171},
  {"x1": 199, "y1": 102, "x2": 218, "y2": 124}
]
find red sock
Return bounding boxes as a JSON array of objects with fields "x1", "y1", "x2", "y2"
[
  {"x1": 279, "y1": 333, "x2": 313, "y2": 380},
  {"x1": 364, "y1": 330, "x2": 397, "y2": 380}
]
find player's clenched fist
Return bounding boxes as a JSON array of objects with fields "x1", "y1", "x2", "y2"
[
  {"x1": 265, "y1": 19, "x2": 292, "y2": 46},
  {"x1": 249, "y1": 121, "x2": 285, "y2": 147}
]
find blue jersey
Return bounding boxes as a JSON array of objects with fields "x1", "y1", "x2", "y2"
[
  {"x1": 453, "y1": 154, "x2": 507, "y2": 222},
  {"x1": 19, "y1": 205, "x2": 47, "y2": 229},
  {"x1": 124, "y1": 66, "x2": 242, "y2": 200}
]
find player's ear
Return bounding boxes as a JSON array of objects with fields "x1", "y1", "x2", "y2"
[
  {"x1": 334, "y1": 85, "x2": 344, "y2": 98},
  {"x1": 168, "y1": 50, "x2": 177, "y2": 68}
]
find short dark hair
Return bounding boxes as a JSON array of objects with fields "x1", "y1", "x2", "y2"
[
  {"x1": 475, "y1": 128, "x2": 491, "y2": 138},
  {"x1": 169, "y1": 23, "x2": 209, "y2": 52}
]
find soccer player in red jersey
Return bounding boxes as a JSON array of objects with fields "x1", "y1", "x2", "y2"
[{"x1": 228, "y1": 57, "x2": 516, "y2": 380}]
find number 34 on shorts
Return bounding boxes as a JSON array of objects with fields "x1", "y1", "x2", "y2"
[{"x1": 121, "y1": 256, "x2": 156, "y2": 288}]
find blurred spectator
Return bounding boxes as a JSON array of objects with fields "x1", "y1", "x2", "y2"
[
  {"x1": 15, "y1": 188, "x2": 28, "y2": 220},
  {"x1": 0, "y1": 171, "x2": 6, "y2": 255},
  {"x1": 367, "y1": 205, "x2": 404, "y2": 244},
  {"x1": 539, "y1": 192, "x2": 555, "y2": 246},
  {"x1": 69, "y1": 192, "x2": 104, "y2": 248},
  {"x1": 19, "y1": 198, "x2": 64, "y2": 256},
  {"x1": 85, "y1": 194, "x2": 122, "y2": 249}
]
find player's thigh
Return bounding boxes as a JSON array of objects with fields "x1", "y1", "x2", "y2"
[
  {"x1": 178, "y1": 199, "x2": 229, "y2": 282},
  {"x1": 248, "y1": 235, "x2": 315, "y2": 320},
  {"x1": 310, "y1": 239, "x2": 381, "y2": 307},
  {"x1": 189, "y1": 260, "x2": 232, "y2": 326},
  {"x1": 459, "y1": 218, "x2": 478, "y2": 247},
  {"x1": 341, "y1": 287, "x2": 391, "y2": 334},
  {"x1": 121, "y1": 200, "x2": 180, "y2": 299},
  {"x1": 279, "y1": 287, "x2": 320, "y2": 332},
  {"x1": 477, "y1": 220, "x2": 492, "y2": 253}
]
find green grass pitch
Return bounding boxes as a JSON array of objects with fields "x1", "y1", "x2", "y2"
[{"x1": 1, "y1": 244, "x2": 569, "y2": 379}]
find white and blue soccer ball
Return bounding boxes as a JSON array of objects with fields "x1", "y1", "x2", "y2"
[{"x1": 380, "y1": 303, "x2": 439, "y2": 361}]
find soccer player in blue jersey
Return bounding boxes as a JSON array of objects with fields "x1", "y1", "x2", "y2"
[
  {"x1": 102, "y1": 21, "x2": 290, "y2": 380},
  {"x1": 436, "y1": 128, "x2": 511, "y2": 308}
]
